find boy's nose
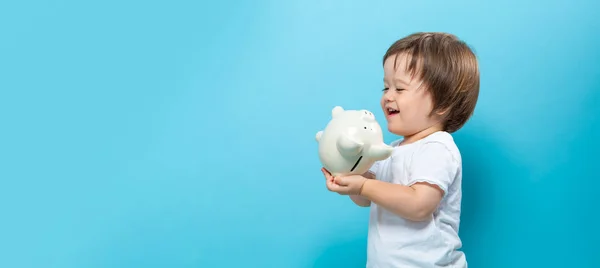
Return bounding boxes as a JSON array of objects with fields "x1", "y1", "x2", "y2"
[{"x1": 383, "y1": 90, "x2": 395, "y2": 102}]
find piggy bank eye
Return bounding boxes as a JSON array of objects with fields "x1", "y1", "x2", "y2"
[{"x1": 364, "y1": 127, "x2": 367, "y2": 129}]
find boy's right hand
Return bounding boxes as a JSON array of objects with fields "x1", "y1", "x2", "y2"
[
  {"x1": 322, "y1": 167, "x2": 373, "y2": 207},
  {"x1": 322, "y1": 168, "x2": 374, "y2": 196},
  {"x1": 322, "y1": 167, "x2": 376, "y2": 190}
]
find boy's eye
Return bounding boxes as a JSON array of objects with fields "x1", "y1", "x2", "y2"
[{"x1": 382, "y1": 87, "x2": 405, "y2": 92}]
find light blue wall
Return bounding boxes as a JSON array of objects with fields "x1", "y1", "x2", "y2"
[{"x1": 1, "y1": 0, "x2": 598, "y2": 267}]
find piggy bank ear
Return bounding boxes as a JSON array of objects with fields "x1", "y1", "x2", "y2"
[
  {"x1": 332, "y1": 106, "x2": 344, "y2": 118},
  {"x1": 337, "y1": 133, "x2": 363, "y2": 156}
]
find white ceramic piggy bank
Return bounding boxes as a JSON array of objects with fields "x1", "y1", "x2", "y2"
[{"x1": 316, "y1": 106, "x2": 393, "y2": 177}]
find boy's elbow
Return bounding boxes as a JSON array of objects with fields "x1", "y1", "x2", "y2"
[
  {"x1": 403, "y1": 206, "x2": 436, "y2": 222},
  {"x1": 403, "y1": 186, "x2": 443, "y2": 221},
  {"x1": 409, "y1": 210, "x2": 431, "y2": 222}
]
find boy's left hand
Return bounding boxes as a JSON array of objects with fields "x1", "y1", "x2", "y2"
[{"x1": 322, "y1": 167, "x2": 367, "y2": 195}]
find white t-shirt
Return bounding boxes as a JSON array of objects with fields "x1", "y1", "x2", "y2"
[{"x1": 365, "y1": 131, "x2": 466, "y2": 268}]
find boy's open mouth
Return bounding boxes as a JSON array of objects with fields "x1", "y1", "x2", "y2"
[{"x1": 386, "y1": 107, "x2": 399, "y2": 116}]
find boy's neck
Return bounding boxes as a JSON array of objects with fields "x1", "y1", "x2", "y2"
[{"x1": 399, "y1": 124, "x2": 444, "y2": 145}]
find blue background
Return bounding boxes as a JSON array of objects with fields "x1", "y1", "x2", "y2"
[{"x1": 1, "y1": 0, "x2": 598, "y2": 267}]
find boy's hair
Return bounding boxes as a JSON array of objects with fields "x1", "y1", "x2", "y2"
[{"x1": 383, "y1": 32, "x2": 480, "y2": 133}]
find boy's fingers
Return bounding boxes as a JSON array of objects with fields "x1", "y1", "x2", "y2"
[
  {"x1": 327, "y1": 178, "x2": 342, "y2": 191},
  {"x1": 323, "y1": 168, "x2": 349, "y2": 194},
  {"x1": 326, "y1": 180, "x2": 336, "y2": 191},
  {"x1": 322, "y1": 168, "x2": 335, "y2": 181},
  {"x1": 330, "y1": 185, "x2": 347, "y2": 194},
  {"x1": 334, "y1": 176, "x2": 348, "y2": 186}
]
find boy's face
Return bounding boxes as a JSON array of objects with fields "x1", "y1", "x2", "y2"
[{"x1": 381, "y1": 53, "x2": 443, "y2": 139}]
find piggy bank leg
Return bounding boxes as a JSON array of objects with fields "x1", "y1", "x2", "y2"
[
  {"x1": 337, "y1": 133, "x2": 363, "y2": 156},
  {"x1": 316, "y1": 131, "x2": 323, "y2": 142},
  {"x1": 367, "y1": 144, "x2": 394, "y2": 160}
]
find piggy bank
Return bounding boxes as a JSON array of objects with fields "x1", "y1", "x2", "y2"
[{"x1": 316, "y1": 106, "x2": 393, "y2": 177}]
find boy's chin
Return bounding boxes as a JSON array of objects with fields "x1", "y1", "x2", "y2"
[{"x1": 387, "y1": 125, "x2": 408, "y2": 136}]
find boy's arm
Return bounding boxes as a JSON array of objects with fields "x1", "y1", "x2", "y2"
[
  {"x1": 359, "y1": 181, "x2": 443, "y2": 221},
  {"x1": 360, "y1": 141, "x2": 458, "y2": 221},
  {"x1": 348, "y1": 171, "x2": 375, "y2": 207}
]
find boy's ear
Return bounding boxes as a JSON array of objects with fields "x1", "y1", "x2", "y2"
[{"x1": 434, "y1": 106, "x2": 451, "y2": 116}]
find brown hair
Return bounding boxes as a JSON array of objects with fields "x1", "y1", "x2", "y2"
[{"x1": 383, "y1": 32, "x2": 480, "y2": 133}]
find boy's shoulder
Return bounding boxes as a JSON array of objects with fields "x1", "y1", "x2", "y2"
[
  {"x1": 390, "y1": 131, "x2": 461, "y2": 162},
  {"x1": 418, "y1": 131, "x2": 461, "y2": 163},
  {"x1": 421, "y1": 131, "x2": 458, "y2": 148}
]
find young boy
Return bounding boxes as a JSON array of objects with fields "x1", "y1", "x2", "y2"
[{"x1": 322, "y1": 32, "x2": 479, "y2": 267}]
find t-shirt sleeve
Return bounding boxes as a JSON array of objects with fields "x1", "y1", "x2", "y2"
[{"x1": 407, "y1": 141, "x2": 459, "y2": 196}]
